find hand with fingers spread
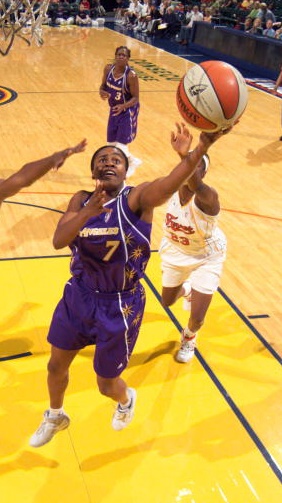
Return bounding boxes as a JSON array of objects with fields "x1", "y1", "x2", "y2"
[
  {"x1": 87, "y1": 180, "x2": 111, "y2": 217},
  {"x1": 0, "y1": 138, "x2": 88, "y2": 205},
  {"x1": 52, "y1": 138, "x2": 88, "y2": 170},
  {"x1": 171, "y1": 122, "x2": 193, "y2": 158}
]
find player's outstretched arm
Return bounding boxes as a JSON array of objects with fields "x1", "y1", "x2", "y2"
[
  {"x1": 0, "y1": 139, "x2": 87, "y2": 204},
  {"x1": 131, "y1": 123, "x2": 231, "y2": 212}
]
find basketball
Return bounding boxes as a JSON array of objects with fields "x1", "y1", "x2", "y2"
[{"x1": 176, "y1": 61, "x2": 248, "y2": 132}]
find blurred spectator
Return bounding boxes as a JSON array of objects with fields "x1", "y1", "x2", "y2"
[
  {"x1": 246, "y1": 15, "x2": 263, "y2": 33},
  {"x1": 263, "y1": 18, "x2": 276, "y2": 36},
  {"x1": 123, "y1": 0, "x2": 143, "y2": 27},
  {"x1": 177, "y1": 5, "x2": 203, "y2": 45},
  {"x1": 54, "y1": 0, "x2": 75, "y2": 26},
  {"x1": 81, "y1": 0, "x2": 90, "y2": 8},
  {"x1": 159, "y1": 0, "x2": 172, "y2": 17},
  {"x1": 90, "y1": 0, "x2": 106, "y2": 19},
  {"x1": 203, "y1": 6, "x2": 213, "y2": 22},
  {"x1": 47, "y1": 0, "x2": 59, "y2": 25},
  {"x1": 114, "y1": 0, "x2": 130, "y2": 23},
  {"x1": 248, "y1": 1, "x2": 261, "y2": 20},
  {"x1": 241, "y1": 0, "x2": 253, "y2": 9},
  {"x1": 275, "y1": 26, "x2": 282, "y2": 39},
  {"x1": 76, "y1": 2, "x2": 92, "y2": 24},
  {"x1": 242, "y1": 15, "x2": 253, "y2": 30},
  {"x1": 146, "y1": 3, "x2": 162, "y2": 34},
  {"x1": 133, "y1": 0, "x2": 151, "y2": 32},
  {"x1": 256, "y1": 2, "x2": 276, "y2": 28},
  {"x1": 158, "y1": 6, "x2": 181, "y2": 36}
]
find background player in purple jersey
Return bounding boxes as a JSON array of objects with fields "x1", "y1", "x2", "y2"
[
  {"x1": 29, "y1": 123, "x2": 232, "y2": 448},
  {"x1": 99, "y1": 46, "x2": 142, "y2": 177},
  {"x1": 0, "y1": 139, "x2": 87, "y2": 207}
]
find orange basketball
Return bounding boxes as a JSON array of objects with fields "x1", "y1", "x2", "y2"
[{"x1": 176, "y1": 61, "x2": 248, "y2": 132}]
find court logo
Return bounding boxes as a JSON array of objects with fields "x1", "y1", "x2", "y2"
[{"x1": 0, "y1": 85, "x2": 18, "y2": 106}]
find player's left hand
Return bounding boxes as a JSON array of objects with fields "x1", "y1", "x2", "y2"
[{"x1": 112, "y1": 104, "x2": 126, "y2": 116}]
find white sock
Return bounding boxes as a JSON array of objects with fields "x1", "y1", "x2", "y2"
[
  {"x1": 119, "y1": 390, "x2": 131, "y2": 409},
  {"x1": 49, "y1": 407, "x2": 64, "y2": 417},
  {"x1": 183, "y1": 327, "x2": 196, "y2": 340},
  {"x1": 114, "y1": 142, "x2": 130, "y2": 157}
]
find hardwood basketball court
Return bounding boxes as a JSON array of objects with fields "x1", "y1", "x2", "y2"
[{"x1": 0, "y1": 24, "x2": 281, "y2": 502}]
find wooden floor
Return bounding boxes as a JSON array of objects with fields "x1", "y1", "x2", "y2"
[{"x1": 0, "y1": 25, "x2": 281, "y2": 502}]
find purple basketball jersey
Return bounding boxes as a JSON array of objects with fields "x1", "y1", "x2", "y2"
[
  {"x1": 105, "y1": 64, "x2": 140, "y2": 144},
  {"x1": 70, "y1": 185, "x2": 151, "y2": 292}
]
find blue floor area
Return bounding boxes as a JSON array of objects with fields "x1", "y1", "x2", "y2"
[{"x1": 105, "y1": 21, "x2": 271, "y2": 81}]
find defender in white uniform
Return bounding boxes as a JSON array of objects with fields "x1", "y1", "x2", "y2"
[{"x1": 159, "y1": 147, "x2": 227, "y2": 363}]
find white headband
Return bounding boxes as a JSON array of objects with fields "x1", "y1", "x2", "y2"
[{"x1": 189, "y1": 151, "x2": 210, "y2": 173}]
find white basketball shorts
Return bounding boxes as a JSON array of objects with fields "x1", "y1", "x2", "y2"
[{"x1": 159, "y1": 238, "x2": 226, "y2": 295}]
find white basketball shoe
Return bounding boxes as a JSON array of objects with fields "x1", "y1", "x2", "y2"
[
  {"x1": 29, "y1": 410, "x2": 70, "y2": 447},
  {"x1": 176, "y1": 329, "x2": 197, "y2": 363},
  {"x1": 112, "y1": 388, "x2": 137, "y2": 431}
]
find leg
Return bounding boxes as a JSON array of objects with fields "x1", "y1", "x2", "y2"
[
  {"x1": 161, "y1": 284, "x2": 184, "y2": 307},
  {"x1": 29, "y1": 345, "x2": 79, "y2": 447},
  {"x1": 48, "y1": 345, "x2": 80, "y2": 408},
  {"x1": 188, "y1": 289, "x2": 213, "y2": 333},
  {"x1": 96, "y1": 374, "x2": 128, "y2": 405},
  {"x1": 94, "y1": 284, "x2": 145, "y2": 431},
  {"x1": 115, "y1": 106, "x2": 142, "y2": 176},
  {"x1": 97, "y1": 374, "x2": 137, "y2": 431},
  {"x1": 176, "y1": 289, "x2": 213, "y2": 363}
]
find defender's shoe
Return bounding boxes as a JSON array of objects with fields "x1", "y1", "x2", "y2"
[
  {"x1": 112, "y1": 388, "x2": 137, "y2": 431},
  {"x1": 176, "y1": 330, "x2": 197, "y2": 363},
  {"x1": 29, "y1": 410, "x2": 70, "y2": 447}
]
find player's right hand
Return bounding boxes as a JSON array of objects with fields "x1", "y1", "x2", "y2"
[
  {"x1": 88, "y1": 180, "x2": 111, "y2": 216},
  {"x1": 171, "y1": 122, "x2": 193, "y2": 158},
  {"x1": 100, "y1": 89, "x2": 111, "y2": 100}
]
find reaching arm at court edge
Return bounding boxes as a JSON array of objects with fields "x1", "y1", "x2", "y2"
[
  {"x1": 0, "y1": 138, "x2": 87, "y2": 204},
  {"x1": 273, "y1": 65, "x2": 282, "y2": 93}
]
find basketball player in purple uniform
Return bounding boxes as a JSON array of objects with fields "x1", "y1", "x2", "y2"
[
  {"x1": 29, "y1": 123, "x2": 232, "y2": 448},
  {"x1": 0, "y1": 139, "x2": 87, "y2": 207},
  {"x1": 99, "y1": 46, "x2": 142, "y2": 177}
]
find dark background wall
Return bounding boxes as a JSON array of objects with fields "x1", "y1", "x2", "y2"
[
  {"x1": 190, "y1": 22, "x2": 281, "y2": 80},
  {"x1": 102, "y1": 0, "x2": 117, "y2": 12}
]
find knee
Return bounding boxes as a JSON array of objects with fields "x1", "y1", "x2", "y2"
[
  {"x1": 161, "y1": 292, "x2": 176, "y2": 308},
  {"x1": 190, "y1": 316, "x2": 205, "y2": 332},
  {"x1": 47, "y1": 358, "x2": 67, "y2": 377},
  {"x1": 97, "y1": 377, "x2": 113, "y2": 397},
  {"x1": 161, "y1": 297, "x2": 169, "y2": 308}
]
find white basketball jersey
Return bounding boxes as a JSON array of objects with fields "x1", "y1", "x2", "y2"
[{"x1": 163, "y1": 192, "x2": 226, "y2": 256}]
